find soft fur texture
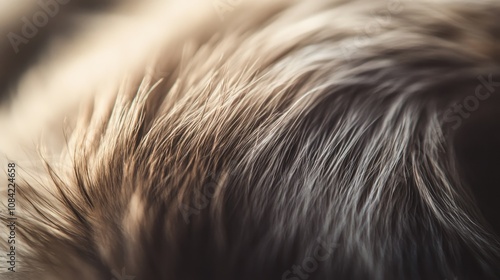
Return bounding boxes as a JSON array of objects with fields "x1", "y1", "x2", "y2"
[{"x1": 1, "y1": 0, "x2": 500, "y2": 279}]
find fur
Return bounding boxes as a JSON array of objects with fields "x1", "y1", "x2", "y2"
[{"x1": 1, "y1": 0, "x2": 500, "y2": 279}]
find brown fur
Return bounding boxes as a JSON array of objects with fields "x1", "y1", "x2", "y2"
[{"x1": 1, "y1": 1, "x2": 500, "y2": 279}]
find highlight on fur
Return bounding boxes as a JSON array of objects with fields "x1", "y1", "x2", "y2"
[{"x1": 1, "y1": 0, "x2": 500, "y2": 279}]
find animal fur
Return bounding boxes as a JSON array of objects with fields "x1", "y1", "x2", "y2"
[{"x1": 1, "y1": 0, "x2": 500, "y2": 279}]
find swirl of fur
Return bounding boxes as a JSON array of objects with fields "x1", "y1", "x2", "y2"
[{"x1": 1, "y1": 0, "x2": 500, "y2": 279}]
